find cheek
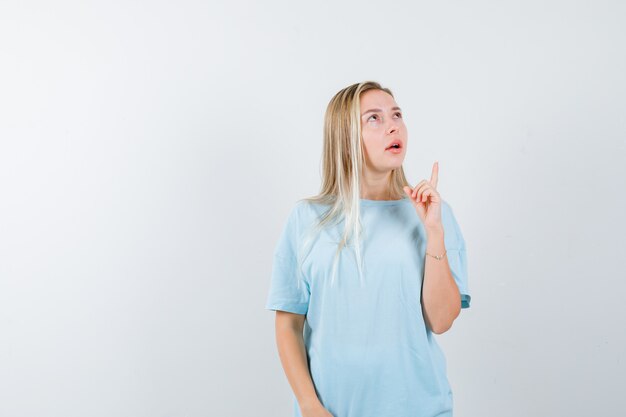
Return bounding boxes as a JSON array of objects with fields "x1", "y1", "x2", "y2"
[
  {"x1": 361, "y1": 127, "x2": 382, "y2": 144},
  {"x1": 361, "y1": 134, "x2": 378, "y2": 154}
]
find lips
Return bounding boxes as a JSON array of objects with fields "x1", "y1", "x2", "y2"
[{"x1": 385, "y1": 140, "x2": 403, "y2": 150}]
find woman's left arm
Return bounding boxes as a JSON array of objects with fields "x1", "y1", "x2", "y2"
[
  {"x1": 403, "y1": 161, "x2": 462, "y2": 334},
  {"x1": 420, "y1": 226, "x2": 462, "y2": 334}
]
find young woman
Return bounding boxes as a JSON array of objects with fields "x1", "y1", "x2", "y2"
[{"x1": 265, "y1": 81, "x2": 471, "y2": 417}]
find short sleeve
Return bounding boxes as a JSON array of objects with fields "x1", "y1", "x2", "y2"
[
  {"x1": 442, "y1": 201, "x2": 471, "y2": 309},
  {"x1": 264, "y1": 203, "x2": 311, "y2": 315}
]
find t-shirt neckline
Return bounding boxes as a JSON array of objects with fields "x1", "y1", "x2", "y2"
[{"x1": 359, "y1": 196, "x2": 410, "y2": 206}]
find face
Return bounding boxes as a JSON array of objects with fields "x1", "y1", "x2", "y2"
[{"x1": 359, "y1": 89, "x2": 407, "y2": 174}]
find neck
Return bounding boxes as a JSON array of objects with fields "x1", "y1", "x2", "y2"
[{"x1": 360, "y1": 170, "x2": 399, "y2": 200}]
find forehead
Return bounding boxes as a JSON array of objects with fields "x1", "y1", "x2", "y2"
[{"x1": 360, "y1": 89, "x2": 397, "y2": 108}]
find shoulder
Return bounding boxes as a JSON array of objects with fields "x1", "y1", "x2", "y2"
[
  {"x1": 278, "y1": 199, "x2": 324, "y2": 234},
  {"x1": 291, "y1": 198, "x2": 328, "y2": 222},
  {"x1": 280, "y1": 199, "x2": 311, "y2": 220}
]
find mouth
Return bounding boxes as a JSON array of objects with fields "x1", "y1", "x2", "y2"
[{"x1": 385, "y1": 141, "x2": 403, "y2": 151}]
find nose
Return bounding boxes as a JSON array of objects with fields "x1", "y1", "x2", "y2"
[{"x1": 387, "y1": 121, "x2": 399, "y2": 135}]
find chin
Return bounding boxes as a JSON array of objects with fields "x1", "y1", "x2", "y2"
[
  {"x1": 372, "y1": 158, "x2": 405, "y2": 172},
  {"x1": 384, "y1": 163, "x2": 404, "y2": 172}
]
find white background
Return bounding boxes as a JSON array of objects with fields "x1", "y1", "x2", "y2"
[{"x1": 1, "y1": 1, "x2": 625, "y2": 416}]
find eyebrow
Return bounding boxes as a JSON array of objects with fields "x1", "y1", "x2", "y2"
[{"x1": 361, "y1": 107, "x2": 402, "y2": 117}]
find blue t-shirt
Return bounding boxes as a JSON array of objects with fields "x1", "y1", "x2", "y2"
[{"x1": 265, "y1": 196, "x2": 471, "y2": 417}]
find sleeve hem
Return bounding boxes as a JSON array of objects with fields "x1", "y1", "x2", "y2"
[
  {"x1": 460, "y1": 293, "x2": 471, "y2": 309},
  {"x1": 265, "y1": 302, "x2": 308, "y2": 315}
]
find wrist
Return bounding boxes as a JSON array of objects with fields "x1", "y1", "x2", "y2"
[{"x1": 425, "y1": 225, "x2": 444, "y2": 236}]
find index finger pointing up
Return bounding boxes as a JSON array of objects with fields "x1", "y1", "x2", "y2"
[{"x1": 431, "y1": 161, "x2": 439, "y2": 189}]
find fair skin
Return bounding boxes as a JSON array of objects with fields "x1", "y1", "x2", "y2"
[
  {"x1": 274, "y1": 311, "x2": 332, "y2": 416},
  {"x1": 359, "y1": 88, "x2": 407, "y2": 200},
  {"x1": 274, "y1": 89, "x2": 461, "y2": 416},
  {"x1": 360, "y1": 88, "x2": 462, "y2": 333}
]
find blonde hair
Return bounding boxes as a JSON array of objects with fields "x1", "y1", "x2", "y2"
[{"x1": 295, "y1": 81, "x2": 411, "y2": 288}]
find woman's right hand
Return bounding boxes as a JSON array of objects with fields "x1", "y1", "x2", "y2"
[{"x1": 300, "y1": 401, "x2": 334, "y2": 417}]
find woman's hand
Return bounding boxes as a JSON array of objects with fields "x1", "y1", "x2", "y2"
[
  {"x1": 300, "y1": 402, "x2": 334, "y2": 417},
  {"x1": 403, "y1": 161, "x2": 443, "y2": 231}
]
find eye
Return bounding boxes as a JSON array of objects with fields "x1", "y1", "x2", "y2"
[{"x1": 367, "y1": 112, "x2": 402, "y2": 122}]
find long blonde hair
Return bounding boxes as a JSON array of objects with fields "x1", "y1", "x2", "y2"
[{"x1": 295, "y1": 81, "x2": 411, "y2": 288}]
